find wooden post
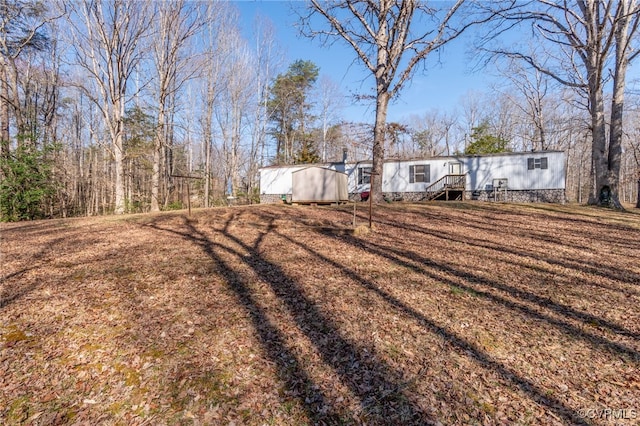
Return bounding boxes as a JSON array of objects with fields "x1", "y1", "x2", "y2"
[
  {"x1": 187, "y1": 180, "x2": 191, "y2": 216},
  {"x1": 369, "y1": 172, "x2": 374, "y2": 228},
  {"x1": 353, "y1": 201, "x2": 356, "y2": 227},
  {"x1": 171, "y1": 174, "x2": 203, "y2": 216},
  {"x1": 365, "y1": 170, "x2": 380, "y2": 229}
]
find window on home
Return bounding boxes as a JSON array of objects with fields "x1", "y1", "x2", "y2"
[
  {"x1": 358, "y1": 166, "x2": 372, "y2": 185},
  {"x1": 527, "y1": 157, "x2": 548, "y2": 170},
  {"x1": 409, "y1": 164, "x2": 430, "y2": 183}
]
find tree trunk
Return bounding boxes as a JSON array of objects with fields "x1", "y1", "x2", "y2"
[
  {"x1": 372, "y1": 91, "x2": 389, "y2": 204},
  {"x1": 587, "y1": 60, "x2": 612, "y2": 207},
  {"x1": 231, "y1": 102, "x2": 240, "y2": 197},
  {"x1": 7, "y1": 59, "x2": 24, "y2": 144},
  {"x1": 150, "y1": 107, "x2": 164, "y2": 212},
  {"x1": 114, "y1": 128, "x2": 125, "y2": 215},
  {"x1": 0, "y1": 58, "x2": 10, "y2": 157},
  {"x1": 113, "y1": 100, "x2": 126, "y2": 214},
  {"x1": 203, "y1": 62, "x2": 215, "y2": 208},
  {"x1": 203, "y1": 99, "x2": 212, "y2": 208},
  {"x1": 204, "y1": 136, "x2": 211, "y2": 208},
  {"x1": 636, "y1": 177, "x2": 640, "y2": 208},
  {"x1": 603, "y1": 2, "x2": 632, "y2": 210}
]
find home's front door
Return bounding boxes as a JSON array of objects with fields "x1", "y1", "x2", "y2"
[{"x1": 449, "y1": 162, "x2": 462, "y2": 175}]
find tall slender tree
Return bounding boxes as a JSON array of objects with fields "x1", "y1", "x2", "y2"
[
  {"x1": 246, "y1": 15, "x2": 280, "y2": 201},
  {"x1": 302, "y1": 0, "x2": 503, "y2": 202},
  {"x1": 200, "y1": 3, "x2": 229, "y2": 207},
  {"x1": 317, "y1": 75, "x2": 343, "y2": 162},
  {"x1": 0, "y1": 0, "x2": 55, "y2": 154},
  {"x1": 216, "y1": 26, "x2": 253, "y2": 198},
  {"x1": 268, "y1": 59, "x2": 319, "y2": 164},
  {"x1": 481, "y1": 0, "x2": 640, "y2": 208},
  {"x1": 149, "y1": 0, "x2": 206, "y2": 212},
  {"x1": 67, "y1": 0, "x2": 153, "y2": 214},
  {"x1": 494, "y1": 59, "x2": 553, "y2": 151}
]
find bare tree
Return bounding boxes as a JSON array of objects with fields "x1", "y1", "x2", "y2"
[
  {"x1": 633, "y1": 144, "x2": 640, "y2": 208},
  {"x1": 458, "y1": 90, "x2": 484, "y2": 151},
  {"x1": 199, "y1": 3, "x2": 231, "y2": 207},
  {"x1": 302, "y1": 0, "x2": 502, "y2": 202},
  {"x1": 339, "y1": 120, "x2": 375, "y2": 160},
  {"x1": 67, "y1": 0, "x2": 152, "y2": 214},
  {"x1": 439, "y1": 110, "x2": 459, "y2": 156},
  {"x1": 488, "y1": 95, "x2": 517, "y2": 146},
  {"x1": 216, "y1": 28, "x2": 253, "y2": 199},
  {"x1": 0, "y1": 0, "x2": 60, "y2": 154},
  {"x1": 407, "y1": 109, "x2": 458, "y2": 157},
  {"x1": 493, "y1": 58, "x2": 554, "y2": 150},
  {"x1": 246, "y1": 15, "x2": 281, "y2": 201},
  {"x1": 149, "y1": 0, "x2": 206, "y2": 212},
  {"x1": 481, "y1": 0, "x2": 640, "y2": 208},
  {"x1": 625, "y1": 104, "x2": 640, "y2": 207},
  {"x1": 316, "y1": 75, "x2": 344, "y2": 162},
  {"x1": 608, "y1": 0, "x2": 640, "y2": 207}
]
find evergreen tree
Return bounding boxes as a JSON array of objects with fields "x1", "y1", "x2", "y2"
[
  {"x1": 0, "y1": 143, "x2": 56, "y2": 221},
  {"x1": 268, "y1": 60, "x2": 319, "y2": 164},
  {"x1": 464, "y1": 121, "x2": 511, "y2": 155},
  {"x1": 294, "y1": 139, "x2": 321, "y2": 164}
]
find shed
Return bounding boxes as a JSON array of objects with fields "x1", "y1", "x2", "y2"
[{"x1": 292, "y1": 167, "x2": 348, "y2": 204}]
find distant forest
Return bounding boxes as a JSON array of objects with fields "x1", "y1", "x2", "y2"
[{"x1": 1, "y1": 1, "x2": 639, "y2": 220}]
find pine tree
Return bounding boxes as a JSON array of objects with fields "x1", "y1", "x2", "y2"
[
  {"x1": 0, "y1": 143, "x2": 56, "y2": 221},
  {"x1": 464, "y1": 121, "x2": 511, "y2": 155},
  {"x1": 268, "y1": 60, "x2": 319, "y2": 164}
]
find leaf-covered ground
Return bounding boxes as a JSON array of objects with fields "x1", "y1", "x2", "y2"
[{"x1": 1, "y1": 202, "x2": 639, "y2": 425}]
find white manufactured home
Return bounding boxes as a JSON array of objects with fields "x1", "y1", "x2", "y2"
[{"x1": 259, "y1": 151, "x2": 566, "y2": 204}]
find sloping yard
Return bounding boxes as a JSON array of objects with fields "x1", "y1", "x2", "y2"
[{"x1": 1, "y1": 202, "x2": 639, "y2": 425}]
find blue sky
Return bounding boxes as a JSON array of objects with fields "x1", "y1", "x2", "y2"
[
  {"x1": 233, "y1": 1, "x2": 640, "y2": 126},
  {"x1": 235, "y1": 1, "x2": 495, "y2": 123}
]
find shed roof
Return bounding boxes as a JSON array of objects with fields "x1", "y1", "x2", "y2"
[{"x1": 291, "y1": 166, "x2": 347, "y2": 175}]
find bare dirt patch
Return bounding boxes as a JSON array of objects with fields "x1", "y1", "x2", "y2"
[{"x1": 1, "y1": 203, "x2": 639, "y2": 425}]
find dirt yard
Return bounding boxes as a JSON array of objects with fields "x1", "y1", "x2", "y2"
[{"x1": 1, "y1": 202, "x2": 639, "y2": 425}]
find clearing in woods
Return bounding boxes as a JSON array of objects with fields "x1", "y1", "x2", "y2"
[{"x1": 1, "y1": 202, "x2": 639, "y2": 425}]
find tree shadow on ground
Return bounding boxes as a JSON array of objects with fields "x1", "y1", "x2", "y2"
[
  {"x1": 420, "y1": 207, "x2": 640, "y2": 254},
  {"x1": 373, "y1": 215, "x2": 640, "y2": 294},
  {"x1": 1, "y1": 236, "x2": 69, "y2": 309},
  {"x1": 273, "y1": 227, "x2": 590, "y2": 424},
  {"x1": 348, "y1": 230, "x2": 640, "y2": 348},
  {"x1": 361, "y1": 219, "x2": 640, "y2": 343},
  {"x1": 146, "y1": 214, "x2": 433, "y2": 424},
  {"x1": 268, "y1": 205, "x2": 640, "y2": 344}
]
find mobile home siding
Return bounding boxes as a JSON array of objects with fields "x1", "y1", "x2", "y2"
[
  {"x1": 382, "y1": 159, "x2": 446, "y2": 192},
  {"x1": 340, "y1": 153, "x2": 565, "y2": 195},
  {"x1": 462, "y1": 152, "x2": 565, "y2": 191},
  {"x1": 260, "y1": 165, "x2": 305, "y2": 196},
  {"x1": 259, "y1": 151, "x2": 566, "y2": 203},
  {"x1": 345, "y1": 162, "x2": 373, "y2": 194}
]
